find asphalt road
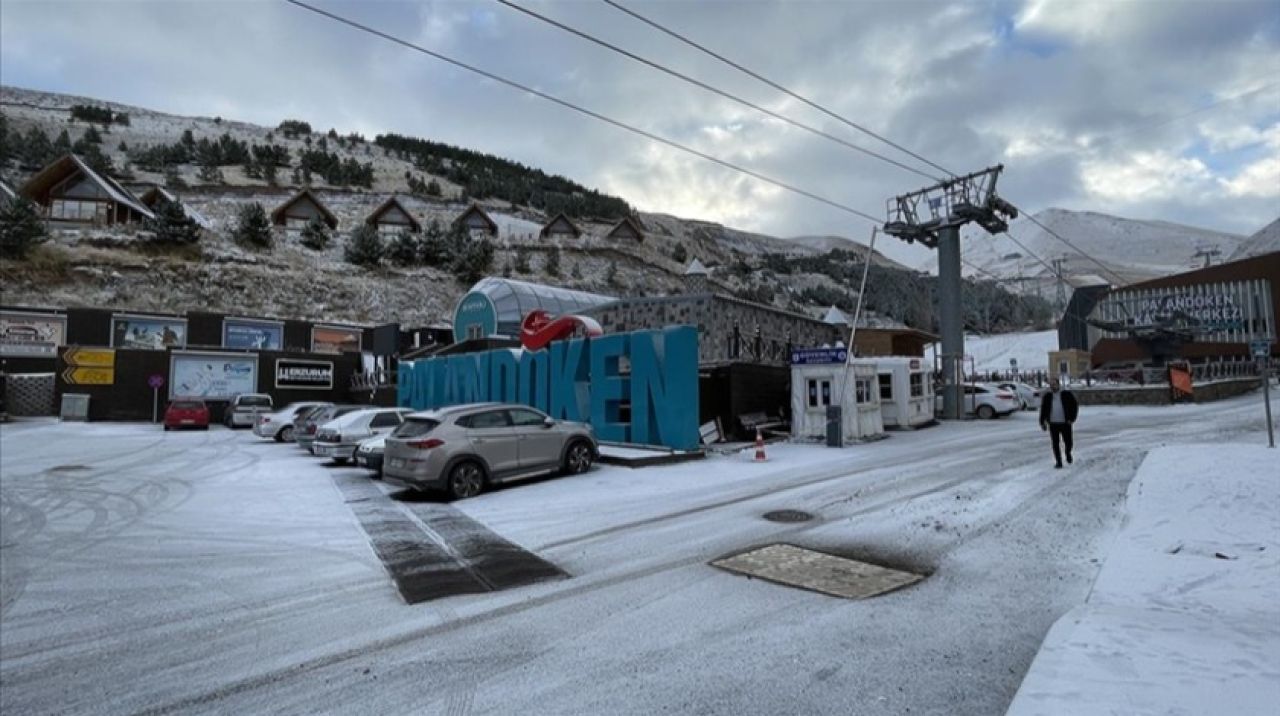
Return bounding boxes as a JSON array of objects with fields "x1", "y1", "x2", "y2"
[{"x1": 0, "y1": 393, "x2": 1272, "y2": 715}]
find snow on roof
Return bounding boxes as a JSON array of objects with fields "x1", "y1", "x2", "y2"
[
  {"x1": 684, "y1": 258, "x2": 709, "y2": 275},
  {"x1": 822, "y1": 305, "x2": 852, "y2": 325}
]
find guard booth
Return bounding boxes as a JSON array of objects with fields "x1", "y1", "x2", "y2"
[
  {"x1": 856, "y1": 356, "x2": 934, "y2": 429},
  {"x1": 789, "y1": 347, "x2": 884, "y2": 444}
]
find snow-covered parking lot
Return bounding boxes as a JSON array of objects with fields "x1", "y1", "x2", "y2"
[{"x1": 0, "y1": 393, "x2": 1274, "y2": 715}]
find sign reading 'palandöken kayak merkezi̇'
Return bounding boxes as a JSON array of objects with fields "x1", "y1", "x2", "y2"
[{"x1": 275, "y1": 359, "x2": 334, "y2": 390}]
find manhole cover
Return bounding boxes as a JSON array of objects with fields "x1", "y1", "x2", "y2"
[
  {"x1": 762, "y1": 509, "x2": 813, "y2": 523},
  {"x1": 712, "y1": 543, "x2": 924, "y2": 599},
  {"x1": 49, "y1": 465, "x2": 91, "y2": 473}
]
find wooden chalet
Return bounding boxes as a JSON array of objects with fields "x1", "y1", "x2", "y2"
[
  {"x1": 366, "y1": 195, "x2": 421, "y2": 238},
  {"x1": 453, "y1": 203, "x2": 498, "y2": 237},
  {"x1": 19, "y1": 154, "x2": 153, "y2": 226},
  {"x1": 605, "y1": 216, "x2": 645, "y2": 241},
  {"x1": 137, "y1": 185, "x2": 212, "y2": 229},
  {"x1": 540, "y1": 212, "x2": 582, "y2": 239},
  {"x1": 271, "y1": 188, "x2": 338, "y2": 236}
]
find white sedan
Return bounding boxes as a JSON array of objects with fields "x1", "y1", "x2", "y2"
[
  {"x1": 996, "y1": 382, "x2": 1043, "y2": 411},
  {"x1": 935, "y1": 384, "x2": 1022, "y2": 419},
  {"x1": 253, "y1": 402, "x2": 331, "y2": 442}
]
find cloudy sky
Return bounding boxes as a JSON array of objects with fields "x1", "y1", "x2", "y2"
[{"x1": 2, "y1": 0, "x2": 1277, "y2": 265}]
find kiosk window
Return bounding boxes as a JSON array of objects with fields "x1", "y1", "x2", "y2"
[
  {"x1": 806, "y1": 379, "x2": 832, "y2": 408},
  {"x1": 910, "y1": 373, "x2": 924, "y2": 397},
  {"x1": 878, "y1": 374, "x2": 893, "y2": 400},
  {"x1": 856, "y1": 378, "x2": 872, "y2": 404}
]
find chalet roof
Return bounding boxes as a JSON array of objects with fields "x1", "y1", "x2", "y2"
[
  {"x1": 270, "y1": 188, "x2": 338, "y2": 229},
  {"x1": 0, "y1": 177, "x2": 16, "y2": 201},
  {"x1": 366, "y1": 195, "x2": 421, "y2": 232},
  {"x1": 821, "y1": 305, "x2": 852, "y2": 325},
  {"x1": 540, "y1": 212, "x2": 582, "y2": 239},
  {"x1": 605, "y1": 215, "x2": 645, "y2": 240},
  {"x1": 684, "y1": 258, "x2": 709, "y2": 276},
  {"x1": 137, "y1": 185, "x2": 212, "y2": 229},
  {"x1": 19, "y1": 154, "x2": 154, "y2": 219},
  {"x1": 453, "y1": 203, "x2": 498, "y2": 234}
]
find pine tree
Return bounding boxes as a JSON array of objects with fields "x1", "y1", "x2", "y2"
[
  {"x1": 514, "y1": 246, "x2": 531, "y2": 273},
  {"x1": 117, "y1": 140, "x2": 129, "y2": 152},
  {"x1": 163, "y1": 164, "x2": 186, "y2": 189},
  {"x1": 233, "y1": 202, "x2": 272, "y2": 249},
  {"x1": 0, "y1": 197, "x2": 48, "y2": 259},
  {"x1": 387, "y1": 230, "x2": 420, "y2": 266},
  {"x1": 54, "y1": 129, "x2": 73, "y2": 154},
  {"x1": 21, "y1": 127, "x2": 54, "y2": 167},
  {"x1": 426, "y1": 179, "x2": 442, "y2": 197},
  {"x1": 145, "y1": 198, "x2": 200, "y2": 245},
  {"x1": 0, "y1": 113, "x2": 8, "y2": 164},
  {"x1": 299, "y1": 216, "x2": 330, "y2": 250},
  {"x1": 419, "y1": 218, "x2": 450, "y2": 265},
  {"x1": 82, "y1": 126, "x2": 103, "y2": 144},
  {"x1": 345, "y1": 224, "x2": 384, "y2": 267},
  {"x1": 452, "y1": 238, "x2": 494, "y2": 284},
  {"x1": 672, "y1": 244, "x2": 688, "y2": 263},
  {"x1": 545, "y1": 244, "x2": 561, "y2": 277},
  {"x1": 197, "y1": 161, "x2": 223, "y2": 184}
]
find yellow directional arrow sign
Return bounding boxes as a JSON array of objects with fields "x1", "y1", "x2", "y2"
[
  {"x1": 64, "y1": 347, "x2": 116, "y2": 368},
  {"x1": 62, "y1": 366, "x2": 115, "y2": 385}
]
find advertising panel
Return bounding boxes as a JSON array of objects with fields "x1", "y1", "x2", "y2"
[
  {"x1": 223, "y1": 318, "x2": 284, "y2": 350},
  {"x1": 170, "y1": 351, "x2": 258, "y2": 399},
  {"x1": 275, "y1": 359, "x2": 334, "y2": 390},
  {"x1": 312, "y1": 325, "x2": 362, "y2": 354},
  {"x1": 0, "y1": 311, "x2": 66, "y2": 357},
  {"x1": 112, "y1": 315, "x2": 187, "y2": 350}
]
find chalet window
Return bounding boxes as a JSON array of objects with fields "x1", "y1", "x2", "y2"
[
  {"x1": 285, "y1": 217, "x2": 307, "y2": 236},
  {"x1": 909, "y1": 373, "x2": 924, "y2": 397},
  {"x1": 50, "y1": 199, "x2": 108, "y2": 222},
  {"x1": 377, "y1": 223, "x2": 406, "y2": 239},
  {"x1": 878, "y1": 374, "x2": 893, "y2": 400}
]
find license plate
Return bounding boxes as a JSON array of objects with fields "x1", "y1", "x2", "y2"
[
  {"x1": 389, "y1": 458, "x2": 405, "y2": 469},
  {"x1": 181, "y1": 419, "x2": 194, "y2": 425},
  {"x1": 356, "y1": 457, "x2": 367, "y2": 466}
]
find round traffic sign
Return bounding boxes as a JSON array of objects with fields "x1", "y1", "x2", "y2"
[{"x1": 148, "y1": 374, "x2": 165, "y2": 389}]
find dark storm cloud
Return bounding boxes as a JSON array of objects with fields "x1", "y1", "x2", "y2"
[{"x1": 2, "y1": 0, "x2": 1276, "y2": 265}]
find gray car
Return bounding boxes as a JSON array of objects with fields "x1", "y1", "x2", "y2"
[
  {"x1": 312, "y1": 407, "x2": 412, "y2": 464},
  {"x1": 295, "y1": 404, "x2": 365, "y2": 452},
  {"x1": 382, "y1": 403, "x2": 598, "y2": 499}
]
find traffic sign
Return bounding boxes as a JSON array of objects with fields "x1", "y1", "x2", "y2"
[
  {"x1": 1250, "y1": 339, "x2": 1272, "y2": 358},
  {"x1": 64, "y1": 347, "x2": 115, "y2": 368},
  {"x1": 148, "y1": 374, "x2": 165, "y2": 389},
  {"x1": 62, "y1": 366, "x2": 114, "y2": 385}
]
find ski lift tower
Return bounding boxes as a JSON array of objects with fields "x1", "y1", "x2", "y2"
[{"x1": 883, "y1": 165, "x2": 1018, "y2": 418}]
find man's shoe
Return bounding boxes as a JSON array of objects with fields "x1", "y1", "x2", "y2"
[
  {"x1": 1067, "y1": 454, "x2": 1073, "y2": 464},
  {"x1": 1054, "y1": 462, "x2": 1063, "y2": 469}
]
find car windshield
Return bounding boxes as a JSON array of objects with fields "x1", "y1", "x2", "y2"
[
  {"x1": 393, "y1": 418, "x2": 440, "y2": 438},
  {"x1": 239, "y1": 396, "x2": 272, "y2": 407},
  {"x1": 171, "y1": 401, "x2": 204, "y2": 410}
]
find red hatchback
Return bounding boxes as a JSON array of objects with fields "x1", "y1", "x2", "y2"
[{"x1": 164, "y1": 400, "x2": 210, "y2": 431}]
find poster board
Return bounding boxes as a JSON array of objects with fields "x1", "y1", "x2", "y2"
[
  {"x1": 0, "y1": 311, "x2": 66, "y2": 357},
  {"x1": 223, "y1": 317, "x2": 284, "y2": 350},
  {"x1": 311, "y1": 325, "x2": 362, "y2": 354},
  {"x1": 170, "y1": 351, "x2": 258, "y2": 400},
  {"x1": 112, "y1": 314, "x2": 187, "y2": 350},
  {"x1": 275, "y1": 358, "x2": 334, "y2": 390}
]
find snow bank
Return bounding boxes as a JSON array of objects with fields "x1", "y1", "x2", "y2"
[{"x1": 1006, "y1": 444, "x2": 1280, "y2": 715}]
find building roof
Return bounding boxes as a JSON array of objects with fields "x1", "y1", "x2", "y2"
[
  {"x1": 821, "y1": 305, "x2": 852, "y2": 325},
  {"x1": 365, "y1": 195, "x2": 421, "y2": 232},
  {"x1": 540, "y1": 213, "x2": 582, "y2": 239},
  {"x1": 454, "y1": 203, "x2": 499, "y2": 234},
  {"x1": 19, "y1": 154, "x2": 154, "y2": 219},
  {"x1": 463, "y1": 277, "x2": 616, "y2": 335},
  {"x1": 684, "y1": 258, "x2": 709, "y2": 276},
  {"x1": 270, "y1": 188, "x2": 338, "y2": 229},
  {"x1": 137, "y1": 185, "x2": 212, "y2": 229},
  {"x1": 605, "y1": 216, "x2": 645, "y2": 240}
]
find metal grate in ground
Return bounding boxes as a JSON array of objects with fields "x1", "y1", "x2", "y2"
[{"x1": 712, "y1": 543, "x2": 923, "y2": 599}]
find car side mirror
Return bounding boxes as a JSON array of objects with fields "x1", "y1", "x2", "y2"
[{"x1": 543, "y1": 417, "x2": 555, "y2": 428}]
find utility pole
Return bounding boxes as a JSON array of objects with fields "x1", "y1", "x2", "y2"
[
  {"x1": 1052, "y1": 256, "x2": 1068, "y2": 310},
  {"x1": 884, "y1": 165, "x2": 1017, "y2": 419}
]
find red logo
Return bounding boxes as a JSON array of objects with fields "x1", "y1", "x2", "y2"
[{"x1": 520, "y1": 310, "x2": 603, "y2": 350}]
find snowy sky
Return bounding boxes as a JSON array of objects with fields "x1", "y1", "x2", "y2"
[{"x1": 2, "y1": 0, "x2": 1277, "y2": 265}]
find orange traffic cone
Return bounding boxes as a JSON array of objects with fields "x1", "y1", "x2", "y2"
[{"x1": 753, "y1": 428, "x2": 768, "y2": 462}]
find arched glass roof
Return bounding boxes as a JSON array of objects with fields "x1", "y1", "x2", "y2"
[{"x1": 465, "y1": 277, "x2": 616, "y2": 336}]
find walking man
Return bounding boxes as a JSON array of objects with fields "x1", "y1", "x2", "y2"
[{"x1": 1039, "y1": 378, "x2": 1079, "y2": 469}]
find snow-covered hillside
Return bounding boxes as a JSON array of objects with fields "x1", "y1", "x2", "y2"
[
  {"x1": 925, "y1": 208, "x2": 1245, "y2": 290},
  {"x1": 926, "y1": 329, "x2": 1059, "y2": 372},
  {"x1": 1230, "y1": 217, "x2": 1280, "y2": 260}
]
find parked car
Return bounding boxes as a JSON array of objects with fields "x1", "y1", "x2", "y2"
[
  {"x1": 312, "y1": 407, "x2": 413, "y2": 464},
  {"x1": 295, "y1": 404, "x2": 365, "y2": 453},
  {"x1": 996, "y1": 382, "x2": 1042, "y2": 410},
  {"x1": 253, "y1": 401, "x2": 332, "y2": 442},
  {"x1": 224, "y1": 393, "x2": 273, "y2": 428},
  {"x1": 355, "y1": 434, "x2": 387, "y2": 475},
  {"x1": 934, "y1": 384, "x2": 1021, "y2": 419},
  {"x1": 383, "y1": 403, "x2": 598, "y2": 499},
  {"x1": 163, "y1": 400, "x2": 210, "y2": 431}
]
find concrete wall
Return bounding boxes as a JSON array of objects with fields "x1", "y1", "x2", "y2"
[{"x1": 1074, "y1": 377, "x2": 1260, "y2": 406}]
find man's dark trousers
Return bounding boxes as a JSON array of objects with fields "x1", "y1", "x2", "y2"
[{"x1": 1048, "y1": 422, "x2": 1073, "y2": 465}]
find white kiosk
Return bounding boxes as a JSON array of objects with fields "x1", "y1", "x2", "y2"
[
  {"x1": 854, "y1": 356, "x2": 934, "y2": 429},
  {"x1": 790, "y1": 347, "x2": 884, "y2": 443}
]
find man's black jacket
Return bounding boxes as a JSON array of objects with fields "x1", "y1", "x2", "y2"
[{"x1": 1039, "y1": 390, "x2": 1079, "y2": 425}]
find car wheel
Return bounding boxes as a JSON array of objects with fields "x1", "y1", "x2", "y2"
[
  {"x1": 279, "y1": 426, "x2": 294, "y2": 443},
  {"x1": 333, "y1": 457, "x2": 349, "y2": 466},
  {"x1": 163, "y1": 425, "x2": 170, "y2": 432},
  {"x1": 976, "y1": 404, "x2": 996, "y2": 420},
  {"x1": 563, "y1": 440, "x2": 594, "y2": 475},
  {"x1": 447, "y1": 461, "x2": 485, "y2": 500}
]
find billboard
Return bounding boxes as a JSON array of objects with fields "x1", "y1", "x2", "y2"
[
  {"x1": 112, "y1": 315, "x2": 187, "y2": 350},
  {"x1": 0, "y1": 311, "x2": 66, "y2": 357},
  {"x1": 223, "y1": 318, "x2": 284, "y2": 350},
  {"x1": 275, "y1": 359, "x2": 334, "y2": 390},
  {"x1": 312, "y1": 325, "x2": 362, "y2": 354},
  {"x1": 170, "y1": 351, "x2": 258, "y2": 399}
]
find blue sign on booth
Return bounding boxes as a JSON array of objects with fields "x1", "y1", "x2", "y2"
[
  {"x1": 790, "y1": 347, "x2": 848, "y2": 365},
  {"x1": 399, "y1": 325, "x2": 700, "y2": 450}
]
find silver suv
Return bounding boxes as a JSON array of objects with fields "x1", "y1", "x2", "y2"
[{"x1": 383, "y1": 403, "x2": 598, "y2": 499}]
